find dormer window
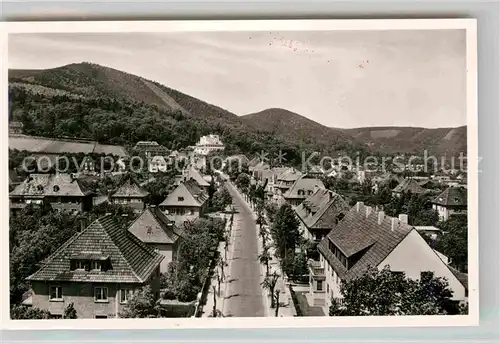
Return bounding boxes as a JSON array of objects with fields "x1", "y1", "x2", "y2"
[
  {"x1": 37, "y1": 184, "x2": 44, "y2": 192},
  {"x1": 74, "y1": 260, "x2": 87, "y2": 270},
  {"x1": 91, "y1": 261, "x2": 102, "y2": 271}
]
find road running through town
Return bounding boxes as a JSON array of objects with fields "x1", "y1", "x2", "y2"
[{"x1": 222, "y1": 181, "x2": 265, "y2": 317}]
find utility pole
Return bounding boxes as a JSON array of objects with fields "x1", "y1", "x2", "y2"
[{"x1": 275, "y1": 290, "x2": 280, "y2": 317}]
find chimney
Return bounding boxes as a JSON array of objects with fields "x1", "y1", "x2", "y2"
[
  {"x1": 391, "y1": 217, "x2": 399, "y2": 231},
  {"x1": 377, "y1": 211, "x2": 385, "y2": 225},
  {"x1": 365, "y1": 206, "x2": 373, "y2": 218},
  {"x1": 356, "y1": 201, "x2": 364, "y2": 212},
  {"x1": 398, "y1": 214, "x2": 408, "y2": 224},
  {"x1": 79, "y1": 216, "x2": 87, "y2": 232}
]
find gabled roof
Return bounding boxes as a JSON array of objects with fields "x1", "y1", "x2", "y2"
[
  {"x1": 128, "y1": 207, "x2": 182, "y2": 244},
  {"x1": 10, "y1": 173, "x2": 93, "y2": 197},
  {"x1": 318, "y1": 204, "x2": 413, "y2": 281},
  {"x1": 9, "y1": 169, "x2": 22, "y2": 185},
  {"x1": 160, "y1": 179, "x2": 208, "y2": 207},
  {"x1": 431, "y1": 186, "x2": 467, "y2": 207},
  {"x1": 277, "y1": 169, "x2": 303, "y2": 182},
  {"x1": 448, "y1": 265, "x2": 468, "y2": 290},
  {"x1": 27, "y1": 215, "x2": 164, "y2": 283},
  {"x1": 185, "y1": 166, "x2": 210, "y2": 187},
  {"x1": 392, "y1": 178, "x2": 427, "y2": 194},
  {"x1": 110, "y1": 175, "x2": 149, "y2": 198},
  {"x1": 295, "y1": 188, "x2": 350, "y2": 229},
  {"x1": 283, "y1": 175, "x2": 325, "y2": 199}
]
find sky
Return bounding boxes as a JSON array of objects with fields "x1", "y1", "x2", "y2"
[{"x1": 8, "y1": 30, "x2": 467, "y2": 128}]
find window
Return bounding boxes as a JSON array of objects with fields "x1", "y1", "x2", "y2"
[
  {"x1": 49, "y1": 286, "x2": 62, "y2": 301},
  {"x1": 91, "y1": 261, "x2": 102, "y2": 271},
  {"x1": 49, "y1": 313, "x2": 63, "y2": 319},
  {"x1": 120, "y1": 289, "x2": 132, "y2": 304},
  {"x1": 178, "y1": 196, "x2": 184, "y2": 202},
  {"x1": 327, "y1": 284, "x2": 330, "y2": 293},
  {"x1": 95, "y1": 315, "x2": 108, "y2": 319},
  {"x1": 75, "y1": 260, "x2": 86, "y2": 270},
  {"x1": 317, "y1": 280, "x2": 323, "y2": 291},
  {"x1": 94, "y1": 287, "x2": 108, "y2": 302}
]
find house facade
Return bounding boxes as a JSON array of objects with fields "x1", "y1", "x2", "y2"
[
  {"x1": 127, "y1": 206, "x2": 183, "y2": 273},
  {"x1": 159, "y1": 179, "x2": 208, "y2": 227},
  {"x1": 310, "y1": 202, "x2": 467, "y2": 315},
  {"x1": 431, "y1": 186, "x2": 467, "y2": 221},
  {"x1": 9, "y1": 173, "x2": 94, "y2": 214},
  {"x1": 26, "y1": 215, "x2": 163, "y2": 319},
  {"x1": 109, "y1": 176, "x2": 150, "y2": 213},
  {"x1": 193, "y1": 135, "x2": 225, "y2": 156},
  {"x1": 294, "y1": 188, "x2": 350, "y2": 242},
  {"x1": 272, "y1": 169, "x2": 303, "y2": 205}
]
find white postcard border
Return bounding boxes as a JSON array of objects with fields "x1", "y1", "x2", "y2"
[{"x1": 0, "y1": 18, "x2": 478, "y2": 330}]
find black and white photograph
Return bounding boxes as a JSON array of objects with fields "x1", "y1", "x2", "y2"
[{"x1": 2, "y1": 19, "x2": 478, "y2": 328}]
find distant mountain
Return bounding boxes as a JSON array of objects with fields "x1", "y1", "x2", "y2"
[
  {"x1": 9, "y1": 62, "x2": 466, "y2": 158},
  {"x1": 338, "y1": 126, "x2": 467, "y2": 156},
  {"x1": 9, "y1": 62, "x2": 244, "y2": 129},
  {"x1": 240, "y1": 108, "x2": 359, "y2": 151}
]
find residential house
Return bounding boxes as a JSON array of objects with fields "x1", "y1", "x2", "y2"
[
  {"x1": 310, "y1": 202, "x2": 467, "y2": 315},
  {"x1": 26, "y1": 215, "x2": 163, "y2": 319},
  {"x1": 9, "y1": 173, "x2": 94, "y2": 214},
  {"x1": 181, "y1": 165, "x2": 211, "y2": 193},
  {"x1": 249, "y1": 161, "x2": 271, "y2": 180},
  {"x1": 159, "y1": 179, "x2": 209, "y2": 227},
  {"x1": 109, "y1": 175, "x2": 150, "y2": 213},
  {"x1": 392, "y1": 178, "x2": 427, "y2": 197},
  {"x1": 133, "y1": 141, "x2": 169, "y2": 158},
  {"x1": 431, "y1": 186, "x2": 467, "y2": 221},
  {"x1": 127, "y1": 206, "x2": 183, "y2": 273},
  {"x1": 273, "y1": 169, "x2": 303, "y2": 204},
  {"x1": 283, "y1": 175, "x2": 325, "y2": 207},
  {"x1": 294, "y1": 187, "x2": 350, "y2": 242},
  {"x1": 304, "y1": 165, "x2": 324, "y2": 179}
]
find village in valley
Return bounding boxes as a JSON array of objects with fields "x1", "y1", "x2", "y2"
[{"x1": 9, "y1": 122, "x2": 469, "y2": 319}]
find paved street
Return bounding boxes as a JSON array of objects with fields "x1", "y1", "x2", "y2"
[{"x1": 223, "y1": 181, "x2": 265, "y2": 317}]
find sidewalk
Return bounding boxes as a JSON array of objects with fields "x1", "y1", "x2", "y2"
[
  {"x1": 201, "y1": 213, "x2": 234, "y2": 317},
  {"x1": 234, "y1": 184, "x2": 296, "y2": 317}
]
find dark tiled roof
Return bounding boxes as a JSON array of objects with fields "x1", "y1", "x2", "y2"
[
  {"x1": 27, "y1": 215, "x2": 164, "y2": 283},
  {"x1": 110, "y1": 175, "x2": 149, "y2": 198},
  {"x1": 128, "y1": 207, "x2": 182, "y2": 244},
  {"x1": 295, "y1": 188, "x2": 349, "y2": 229},
  {"x1": 392, "y1": 178, "x2": 426, "y2": 194},
  {"x1": 284, "y1": 176, "x2": 325, "y2": 199},
  {"x1": 318, "y1": 204, "x2": 412, "y2": 281},
  {"x1": 431, "y1": 186, "x2": 467, "y2": 207},
  {"x1": 185, "y1": 166, "x2": 210, "y2": 187},
  {"x1": 160, "y1": 179, "x2": 208, "y2": 207},
  {"x1": 10, "y1": 173, "x2": 93, "y2": 197}
]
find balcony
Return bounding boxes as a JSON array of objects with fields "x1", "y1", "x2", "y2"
[{"x1": 308, "y1": 260, "x2": 325, "y2": 278}]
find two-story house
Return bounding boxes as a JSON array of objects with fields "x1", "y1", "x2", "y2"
[
  {"x1": 159, "y1": 179, "x2": 208, "y2": 227},
  {"x1": 127, "y1": 206, "x2": 183, "y2": 273},
  {"x1": 283, "y1": 175, "x2": 325, "y2": 207},
  {"x1": 9, "y1": 173, "x2": 94, "y2": 214},
  {"x1": 431, "y1": 185, "x2": 468, "y2": 221},
  {"x1": 294, "y1": 187, "x2": 349, "y2": 242},
  {"x1": 26, "y1": 215, "x2": 164, "y2": 319},
  {"x1": 181, "y1": 165, "x2": 210, "y2": 193},
  {"x1": 273, "y1": 169, "x2": 303, "y2": 205},
  {"x1": 309, "y1": 202, "x2": 467, "y2": 315},
  {"x1": 109, "y1": 175, "x2": 149, "y2": 213}
]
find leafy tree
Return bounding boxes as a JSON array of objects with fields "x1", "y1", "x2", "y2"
[
  {"x1": 270, "y1": 203, "x2": 300, "y2": 261},
  {"x1": 259, "y1": 245, "x2": 272, "y2": 276},
  {"x1": 261, "y1": 271, "x2": 280, "y2": 308},
  {"x1": 209, "y1": 186, "x2": 232, "y2": 212},
  {"x1": 235, "y1": 173, "x2": 251, "y2": 193},
  {"x1": 120, "y1": 286, "x2": 161, "y2": 318},
  {"x1": 434, "y1": 216, "x2": 468, "y2": 272},
  {"x1": 11, "y1": 305, "x2": 51, "y2": 319},
  {"x1": 63, "y1": 302, "x2": 78, "y2": 319},
  {"x1": 329, "y1": 266, "x2": 462, "y2": 316}
]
